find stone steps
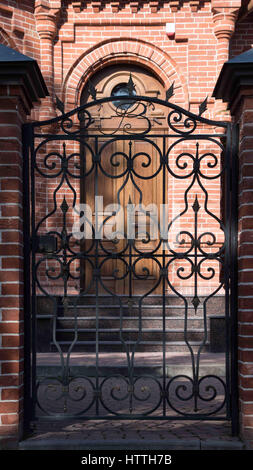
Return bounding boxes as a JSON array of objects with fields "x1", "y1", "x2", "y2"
[
  {"x1": 36, "y1": 294, "x2": 224, "y2": 353},
  {"x1": 55, "y1": 305, "x2": 203, "y2": 318},
  {"x1": 38, "y1": 294, "x2": 224, "y2": 309}
]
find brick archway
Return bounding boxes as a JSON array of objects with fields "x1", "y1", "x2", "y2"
[{"x1": 63, "y1": 38, "x2": 189, "y2": 110}]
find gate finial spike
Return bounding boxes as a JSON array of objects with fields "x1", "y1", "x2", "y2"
[
  {"x1": 192, "y1": 295, "x2": 200, "y2": 312},
  {"x1": 127, "y1": 73, "x2": 136, "y2": 96},
  {"x1": 60, "y1": 196, "x2": 69, "y2": 214},
  {"x1": 199, "y1": 96, "x2": 208, "y2": 116},
  {"x1": 88, "y1": 80, "x2": 97, "y2": 101},
  {"x1": 166, "y1": 81, "x2": 174, "y2": 101},
  {"x1": 192, "y1": 195, "x2": 200, "y2": 213},
  {"x1": 55, "y1": 95, "x2": 65, "y2": 114}
]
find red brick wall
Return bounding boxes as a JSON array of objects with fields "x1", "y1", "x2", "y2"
[
  {"x1": 234, "y1": 98, "x2": 253, "y2": 447},
  {"x1": 0, "y1": 84, "x2": 27, "y2": 443},
  {"x1": 0, "y1": 1, "x2": 39, "y2": 60},
  {"x1": 230, "y1": 13, "x2": 253, "y2": 58},
  {"x1": 58, "y1": 0, "x2": 217, "y2": 114},
  {"x1": 222, "y1": 12, "x2": 253, "y2": 448}
]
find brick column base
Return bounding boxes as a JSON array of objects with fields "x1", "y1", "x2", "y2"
[
  {"x1": 0, "y1": 44, "x2": 47, "y2": 447},
  {"x1": 214, "y1": 48, "x2": 253, "y2": 449}
]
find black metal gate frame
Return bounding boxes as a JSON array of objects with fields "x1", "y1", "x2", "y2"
[{"x1": 22, "y1": 92, "x2": 239, "y2": 432}]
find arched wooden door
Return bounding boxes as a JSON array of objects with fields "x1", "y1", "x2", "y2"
[{"x1": 80, "y1": 64, "x2": 167, "y2": 295}]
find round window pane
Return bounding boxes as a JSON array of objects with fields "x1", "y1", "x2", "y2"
[{"x1": 111, "y1": 83, "x2": 136, "y2": 110}]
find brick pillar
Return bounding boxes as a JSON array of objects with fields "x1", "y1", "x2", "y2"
[
  {"x1": 0, "y1": 44, "x2": 47, "y2": 447},
  {"x1": 211, "y1": 2, "x2": 240, "y2": 118},
  {"x1": 213, "y1": 48, "x2": 253, "y2": 449},
  {"x1": 35, "y1": 1, "x2": 60, "y2": 122}
]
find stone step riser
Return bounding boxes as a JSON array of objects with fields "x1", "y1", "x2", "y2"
[
  {"x1": 50, "y1": 343, "x2": 209, "y2": 353},
  {"x1": 55, "y1": 307, "x2": 206, "y2": 317},
  {"x1": 37, "y1": 296, "x2": 224, "y2": 310},
  {"x1": 54, "y1": 331, "x2": 209, "y2": 342},
  {"x1": 56, "y1": 319, "x2": 206, "y2": 329}
]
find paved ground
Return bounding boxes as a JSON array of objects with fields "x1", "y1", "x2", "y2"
[
  {"x1": 37, "y1": 351, "x2": 226, "y2": 376},
  {"x1": 37, "y1": 352, "x2": 226, "y2": 366},
  {"x1": 17, "y1": 351, "x2": 247, "y2": 450},
  {"x1": 20, "y1": 419, "x2": 245, "y2": 450}
]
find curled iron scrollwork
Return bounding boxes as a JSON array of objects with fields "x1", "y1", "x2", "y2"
[
  {"x1": 31, "y1": 93, "x2": 232, "y2": 421},
  {"x1": 36, "y1": 376, "x2": 96, "y2": 416},
  {"x1": 99, "y1": 375, "x2": 162, "y2": 416},
  {"x1": 166, "y1": 374, "x2": 227, "y2": 416}
]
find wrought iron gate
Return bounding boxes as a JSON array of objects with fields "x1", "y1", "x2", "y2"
[{"x1": 23, "y1": 88, "x2": 238, "y2": 431}]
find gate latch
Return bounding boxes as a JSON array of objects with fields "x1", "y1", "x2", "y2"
[{"x1": 34, "y1": 235, "x2": 57, "y2": 254}]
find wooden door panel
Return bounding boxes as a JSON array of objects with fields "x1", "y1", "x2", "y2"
[{"x1": 81, "y1": 65, "x2": 166, "y2": 295}]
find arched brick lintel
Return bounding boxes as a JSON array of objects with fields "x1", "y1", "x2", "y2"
[{"x1": 63, "y1": 39, "x2": 189, "y2": 110}]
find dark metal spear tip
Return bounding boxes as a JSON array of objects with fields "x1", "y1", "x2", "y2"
[
  {"x1": 60, "y1": 196, "x2": 69, "y2": 214},
  {"x1": 192, "y1": 195, "x2": 200, "y2": 213},
  {"x1": 127, "y1": 73, "x2": 136, "y2": 96},
  {"x1": 88, "y1": 80, "x2": 97, "y2": 100}
]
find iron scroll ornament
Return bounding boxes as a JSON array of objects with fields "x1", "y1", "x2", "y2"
[
  {"x1": 29, "y1": 90, "x2": 234, "y2": 420},
  {"x1": 36, "y1": 92, "x2": 228, "y2": 136}
]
